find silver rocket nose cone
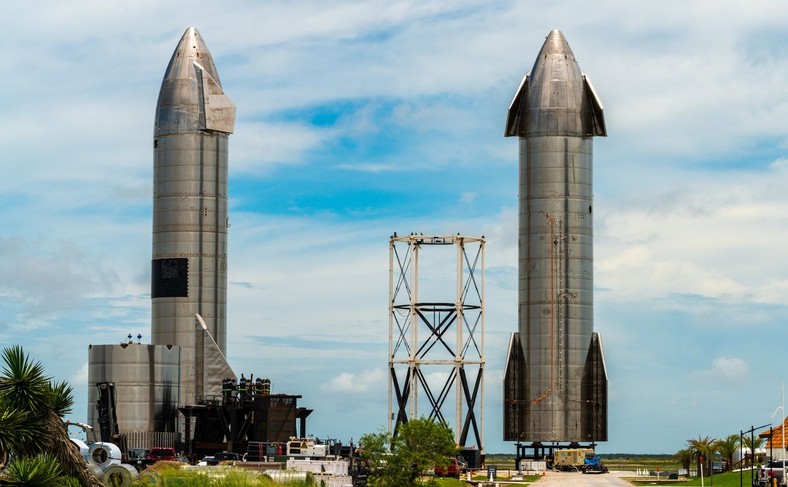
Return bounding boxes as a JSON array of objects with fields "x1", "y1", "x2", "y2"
[
  {"x1": 534, "y1": 29, "x2": 576, "y2": 62},
  {"x1": 155, "y1": 27, "x2": 235, "y2": 137},
  {"x1": 530, "y1": 29, "x2": 580, "y2": 80},
  {"x1": 162, "y1": 27, "x2": 221, "y2": 85},
  {"x1": 505, "y1": 29, "x2": 606, "y2": 138}
]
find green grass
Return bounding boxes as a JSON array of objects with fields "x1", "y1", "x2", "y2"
[
  {"x1": 601, "y1": 454, "x2": 681, "y2": 473},
  {"x1": 433, "y1": 478, "x2": 473, "y2": 487},
  {"x1": 629, "y1": 470, "x2": 759, "y2": 487},
  {"x1": 131, "y1": 468, "x2": 311, "y2": 486}
]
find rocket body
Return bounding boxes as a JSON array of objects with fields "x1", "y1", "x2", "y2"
[
  {"x1": 503, "y1": 30, "x2": 608, "y2": 443},
  {"x1": 151, "y1": 27, "x2": 236, "y2": 406}
]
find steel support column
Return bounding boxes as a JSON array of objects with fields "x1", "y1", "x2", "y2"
[{"x1": 388, "y1": 233, "x2": 485, "y2": 450}]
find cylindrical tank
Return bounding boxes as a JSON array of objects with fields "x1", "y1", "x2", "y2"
[
  {"x1": 519, "y1": 137, "x2": 593, "y2": 441},
  {"x1": 87, "y1": 343, "x2": 181, "y2": 434}
]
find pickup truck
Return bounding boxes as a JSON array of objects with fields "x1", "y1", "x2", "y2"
[
  {"x1": 148, "y1": 447, "x2": 178, "y2": 462},
  {"x1": 434, "y1": 458, "x2": 461, "y2": 478},
  {"x1": 754, "y1": 461, "x2": 787, "y2": 486}
]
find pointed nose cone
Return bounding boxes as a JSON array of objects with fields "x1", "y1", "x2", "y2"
[
  {"x1": 528, "y1": 29, "x2": 584, "y2": 115},
  {"x1": 162, "y1": 26, "x2": 221, "y2": 85},
  {"x1": 532, "y1": 29, "x2": 577, "y2": 67},
  {"x1": 155, "y1": 27, "x2": 235, "y2": 136},
  {"x1": 505, "y1": 29, "x2": 606, "y2": 137}
]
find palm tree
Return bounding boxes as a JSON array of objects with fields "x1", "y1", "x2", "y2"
[
  {"x1": 674, "y1": 447, "x2": 694, "y2": 475},
  {"x1": 0, "y1": 346, "x2": 103, "y2": 487},
  {"x1": 742, "y1": 435, "x2": 766, "y2": 467},
  {"x1": 689, "y1": 435, "x2": 717, "y2": 477},
  {"x1": 715, "y1": 434, "x2": 740, "y2": 471}
]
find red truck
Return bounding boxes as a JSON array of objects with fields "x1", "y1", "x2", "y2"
[
  {"x1": 148, "y1": 447, "x2": 178, "y2": 462},
  {"x1": 435, "y1": 457, "x2": 465, "y2": 478}
]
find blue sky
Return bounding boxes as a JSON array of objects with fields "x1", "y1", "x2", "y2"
[{"x1": 2, "y1": 0, "x2": 788, "y2": 454}]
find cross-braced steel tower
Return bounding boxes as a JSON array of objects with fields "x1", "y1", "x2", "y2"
[{"x1": 388, "y1": 233, "x2": 485, "y2": 449}]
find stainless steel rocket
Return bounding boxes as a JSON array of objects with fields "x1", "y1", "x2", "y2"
[
  {"x1": 503, "y1": 29, "x2": 608, "y2": 444},
  {"x1": 152, "y1": 27, "x2": 236, "y2": 406}
]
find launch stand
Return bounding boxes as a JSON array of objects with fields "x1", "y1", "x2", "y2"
[
  {"x1": 388, "y1": 234, "x2": 485, "y2": 450},
  {"x1": 179, "y1": 393, "x2": 311, "y2": 458}
]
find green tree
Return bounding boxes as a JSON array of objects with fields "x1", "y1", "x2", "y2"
[
  {"x1": 689, "y1": 435, "x2": 717, "y2": 477},
  {"x1": 715, "y1": 434, "x2": 739, "y2": 471},
  {"x1": 0, "y1": 346, "x2": 103, "y2": 487},
  {"x1": 742, "y1": 435, "x2": 765, "y2": 467},
  {"x1": 674, "y1": 447, "x2": 693, "y2": 475},
  {"x1": 359, "y1": 417, "x2": 457, "y2": 487}
]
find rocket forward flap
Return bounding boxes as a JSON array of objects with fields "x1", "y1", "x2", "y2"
[
  {"x1": 504, "y1": 74, "x2": 529, "y2": 137},
  {"x1": 193, "y1": 62, "x2": 236, "y2": 134},
  {"x1": 581, "y1": 332, "x2": 608, "y2": 442},
  {"x1": 195, "y1": 314, "x2": 236, "y2": 400},
  {"x1": 582, "y1": 76, "x2": 607, "y2": 136}
]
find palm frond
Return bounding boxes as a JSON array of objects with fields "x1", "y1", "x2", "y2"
[
  {"x1": 47, "y1": 381, "x2": 74, "y2": 418},
  {"x1": 0, "y1": 408, "x2": 39, "y2": 456},
  {"x1": 0, "y1": 453, "x2": 62, "y2": 486},
  {"x1": 0, "y1": 346, "x2": 51, "y2": 413}
]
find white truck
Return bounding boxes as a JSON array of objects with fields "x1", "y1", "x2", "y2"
[{"x1": 754, "y1": 461, "x2": 787, "y2": 486}]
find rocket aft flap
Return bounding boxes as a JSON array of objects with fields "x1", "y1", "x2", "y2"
[{"x1": 502, "y1": 30, "x2": 608, "y2": 443}]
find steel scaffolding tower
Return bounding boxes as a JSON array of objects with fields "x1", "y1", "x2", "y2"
[{"x1": 388, "y1": 233, "x2": 485, "y2": 449}]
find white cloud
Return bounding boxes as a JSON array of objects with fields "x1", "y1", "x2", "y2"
[
  {"x1": 596, "y1": 162, "x2": 788, "y2": 305},
  {"x1": 70, "y1": 361, "x2": 89, "y2": 387},
  {"x1": 233, "y1": 121, "x2": 330, "y2": 174},
  {"x1": 689, "y1": 357, "x2": 749, "y2": 384},
  {"x1": 321, "y1": 368, "x2": 386, "y2": 394}
]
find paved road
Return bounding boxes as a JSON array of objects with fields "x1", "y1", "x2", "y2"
[{"x1": 529, "y1": 470, "x2": 634, "y2": 486}]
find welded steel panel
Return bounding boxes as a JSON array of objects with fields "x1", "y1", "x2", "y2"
[
  {"x1": 503, "y1": 30, "x2": 608, "y2": 443},
  {"x1": 152, "y1": 27, "x2": 235, "y2": 407},
  {"x1": 87, "y1": 344, "x2": 180, "y2": 435}
]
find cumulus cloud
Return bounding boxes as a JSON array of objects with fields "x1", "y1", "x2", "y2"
[
  {"x1": 70, "y1": 361, "x2": 90, "y2": 387},
  {"x1": 321, "y1": 368, "x2": 386, "y2": 394},
  {"x1": 0, "y1": 237, "x2": 119, "y2": 315},
  {"x1": 232, "y1": 121, "x2": 330, "y2": 174},
  {"x1": 688, "y1": 357, "x2": 749, "y2": 383},
  {"x1": 596, "y1": 162, "x2": 788, "y2": 306}
]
